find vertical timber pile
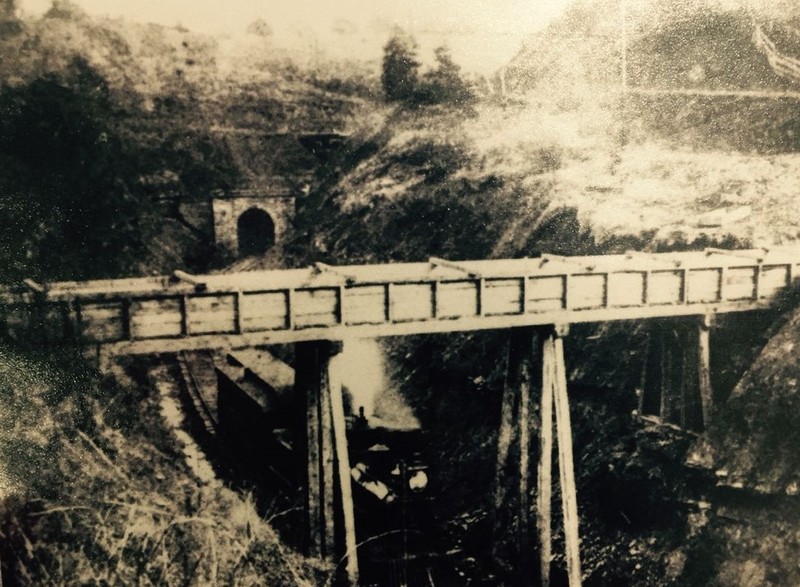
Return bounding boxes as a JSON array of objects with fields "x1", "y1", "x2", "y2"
[
  {"x1": 493, "y1": 326, "x2": 582, "y2": 587},
  {"x1": 493, "y1": 327, "x2": 539, "y2": 578},
  {"x1": 638, "y1": 315, "x2": 714, "y2": 431},
  {"x1": 294, "y1": 340, "x2": 358, "y2": 586},
  {"x1": 698, "y1": 314, "x2": 713, "y2": 430},
  {"x1": 540, "y1": 325, "x2": 582, "y2": 587}
]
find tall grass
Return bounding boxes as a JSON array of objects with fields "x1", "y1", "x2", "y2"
[{"x1": 0, "y1": 345, "x2": 324, "y2": 586}]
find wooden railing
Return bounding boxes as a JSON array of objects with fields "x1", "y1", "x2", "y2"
[{"x1": 2, "y1": 248, "x2": 798, "y2": 354}]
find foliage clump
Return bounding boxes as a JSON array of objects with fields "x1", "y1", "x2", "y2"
[
  {"x1": 381, "y1": 28, "x2": 474, "y2": 108},
  {"x1": 0, "y1": 57, "x2": 238, "y2": 283}
]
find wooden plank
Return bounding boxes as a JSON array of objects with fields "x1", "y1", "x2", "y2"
[
  {"x1": 649, "y1": 271, "x2": 683, "y2": 305},
  {"x1": 79, "y1": 301, "x2": 126, "y2": 342},
  {"x1": 483, "y1": 278, "x2": 524, "y2": 316},
  {"x1": 607, "y1": 271, "x2": 646, "y2": 307},
  {"x1": 22, "y1": 279, "x2": 45, "y2": 293},
  {"x1": 294, "y1": 288, "x2": 339, "y2": 328},
  {"x1": 569, "y1": 274, "x2": 606, "y2": 310},
  {"x1": 180, "y1": 296, "x2": 188, "y2": 336},
  {"x1": 553, "y1": 334, "x2": 583, "y2": 587},
  {"x1": 233, "y1": 292, "x2": 242, "y2": 334},
  {"x1": 342, "y1": 285, "x2": 386, "y2": 325},
  {"x1": 637, "y1": 329, "x2": 650, "y2": 416},
  {"x1": 297, "y1": 342, "x2": 322, "y2": 557},
  {"x1": 723, "y1": 267, "x2": 757, "y2": 300},
  {"x1": 438, "y1": 280, "x2": 479, "y2": 319},
  {"x1": 295, "y1": 341, "x2": 336, "y2": 560},
  {"x1": 659, "y1": 330, "x2": 673, "y2": 422},
  {"x1": 429, "y1": 256, "x2": 481, "y2": 277},
  {"x1": 240, "y1": 291, "x2": 289, "y2": 331},
  {"x1": 186, "y1": 294, "x2": 237, "y2": 335},
  {"x1": 12, "y1": 249, "x2": 800, "y2": 305},
  {"x1": 527, "y1": 276, "x2": 565, "y2": 313},
  {"x1": 129, "y1": 298, "x2": 183, "y2": 339},
  {"x1": 760, "y1": 265, "x2": 790, "y2": 298},
  {"x1": 390, "y1": 283, "x2": 434, "y2": 322},
  {"x1": 320, "y1": 345, "x2": 336, "y2": 560},
  {"x1": 104, "y1": 297, "x2": 779, "y2": 355},
  {"x1": 687, "y1": 269, "x2": 721, "y2": 303}
]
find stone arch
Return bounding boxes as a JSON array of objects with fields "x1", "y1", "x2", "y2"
[
  {"x1": 237, "y1": 207, "x2": 276, "y2": 256},
  {"x1": 212, "y1": 191, "x2": 295, "y2": 257}
]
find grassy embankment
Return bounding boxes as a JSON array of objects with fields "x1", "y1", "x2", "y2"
[{"x1": 0, "y1": 346, "x2": 326, "y2": 585}]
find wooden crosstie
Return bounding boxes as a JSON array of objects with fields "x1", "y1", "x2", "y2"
[{"x1": 3, "y1": 247, "x2": 797, "y2": 587}]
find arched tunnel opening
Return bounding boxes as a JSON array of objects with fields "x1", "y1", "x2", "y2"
[{"x1": 237, "y1": 207, "x2": 275, "y2": 256}]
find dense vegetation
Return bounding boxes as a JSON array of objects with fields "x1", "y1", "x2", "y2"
[{"x1": 0, "y1": 57, "x2": 238, "y2": 282}]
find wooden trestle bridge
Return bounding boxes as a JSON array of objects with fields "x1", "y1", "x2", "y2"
[{"x1": 2, "y1": 247, "x2": 798, "y2": 587}]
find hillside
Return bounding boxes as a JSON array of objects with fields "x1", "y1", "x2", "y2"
[
  {"x1": 507, "y1": 0, "x2": 800, "y2": 93},
  {"x1": 0, "y1": 1, "x2": 370, "y2": 281},
  {"x1": 0, "y1": 1, "x2": 371, "y2": 129}
]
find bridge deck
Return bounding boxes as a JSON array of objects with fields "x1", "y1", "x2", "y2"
[{"x1": 2, "y1": 248, "x2": 798, "y2": 354}]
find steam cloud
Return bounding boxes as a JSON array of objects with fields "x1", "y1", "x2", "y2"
[{"x1": 334, "y1": 338, "x2": 419, "y2": 430}]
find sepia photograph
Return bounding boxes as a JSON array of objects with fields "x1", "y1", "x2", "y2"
[{"x1": 2, "y1": 0, "x2": 800, "y2": 585}]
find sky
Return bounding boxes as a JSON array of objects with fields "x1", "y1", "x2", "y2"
[{"x1": 16, "y1": 0, "x2": 574, "y2": 73}]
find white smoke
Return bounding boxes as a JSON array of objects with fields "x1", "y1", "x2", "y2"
[{"x1": 334, "y1": 338, "x2": 419, "y2": 429}]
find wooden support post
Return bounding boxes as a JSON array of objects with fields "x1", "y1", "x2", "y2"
[
  {"x1": 698, "y1": 315, "x2": 713, "y2": 431},
  {"x1": 295, "y1": 341, "x2": 336, "y2": 559},
  {"x1": 637, "y1": 330, "x2": 650, "y2": 416},
  {"x1": 537, "y1": 325, "x2": 581, "y2": 587},
  {"x1": 493, "y1": 335, "x2": 519, "y2": 557},
  {"x1": 537, "y1": 334, "x2": 555, "y2": 587},
  {"x1": 659, "y1": 333, "x2": 673, "y2": 422},
  {"x1": 296, "y1": 340, "x2": 358, "y2": 584},
  {"x1": 327, "y1": 345, "x2": 359, "y2": 586},
  {"x1": 493, "y1": 328, "x2": 538, "y2": 572},
  {"x1": 680, "y1": 333, "x2": 690, "y2": 430},
  {"x1": 320, "y1": 347, "x2": 336, "y2": 561},
  {"x1": 517, "y1": 330, "x2": 534, "y2": 570},
  {"x1": 552, "y1": 325, "x2": 582, "y2": 587}
]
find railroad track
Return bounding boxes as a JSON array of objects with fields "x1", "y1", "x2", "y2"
[{"x1": 175, "y1": 350, "x2": 220, "y2": 442}]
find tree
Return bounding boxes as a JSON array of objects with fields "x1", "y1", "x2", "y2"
[
  {"x1": 419, "y1": 45, "x2": 474, "y2": 105},
  {"x1": 381, "y1": 28, "x2": 420, "y2": 102}
]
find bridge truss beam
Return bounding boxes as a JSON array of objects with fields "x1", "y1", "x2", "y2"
[{"x1": 2, "y1": 249, "x2": 797, "y2": 354}]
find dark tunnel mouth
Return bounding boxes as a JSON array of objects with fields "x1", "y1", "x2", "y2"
[{"x1": 237, "y1": 207, "x2": 276, "y2": 256}]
